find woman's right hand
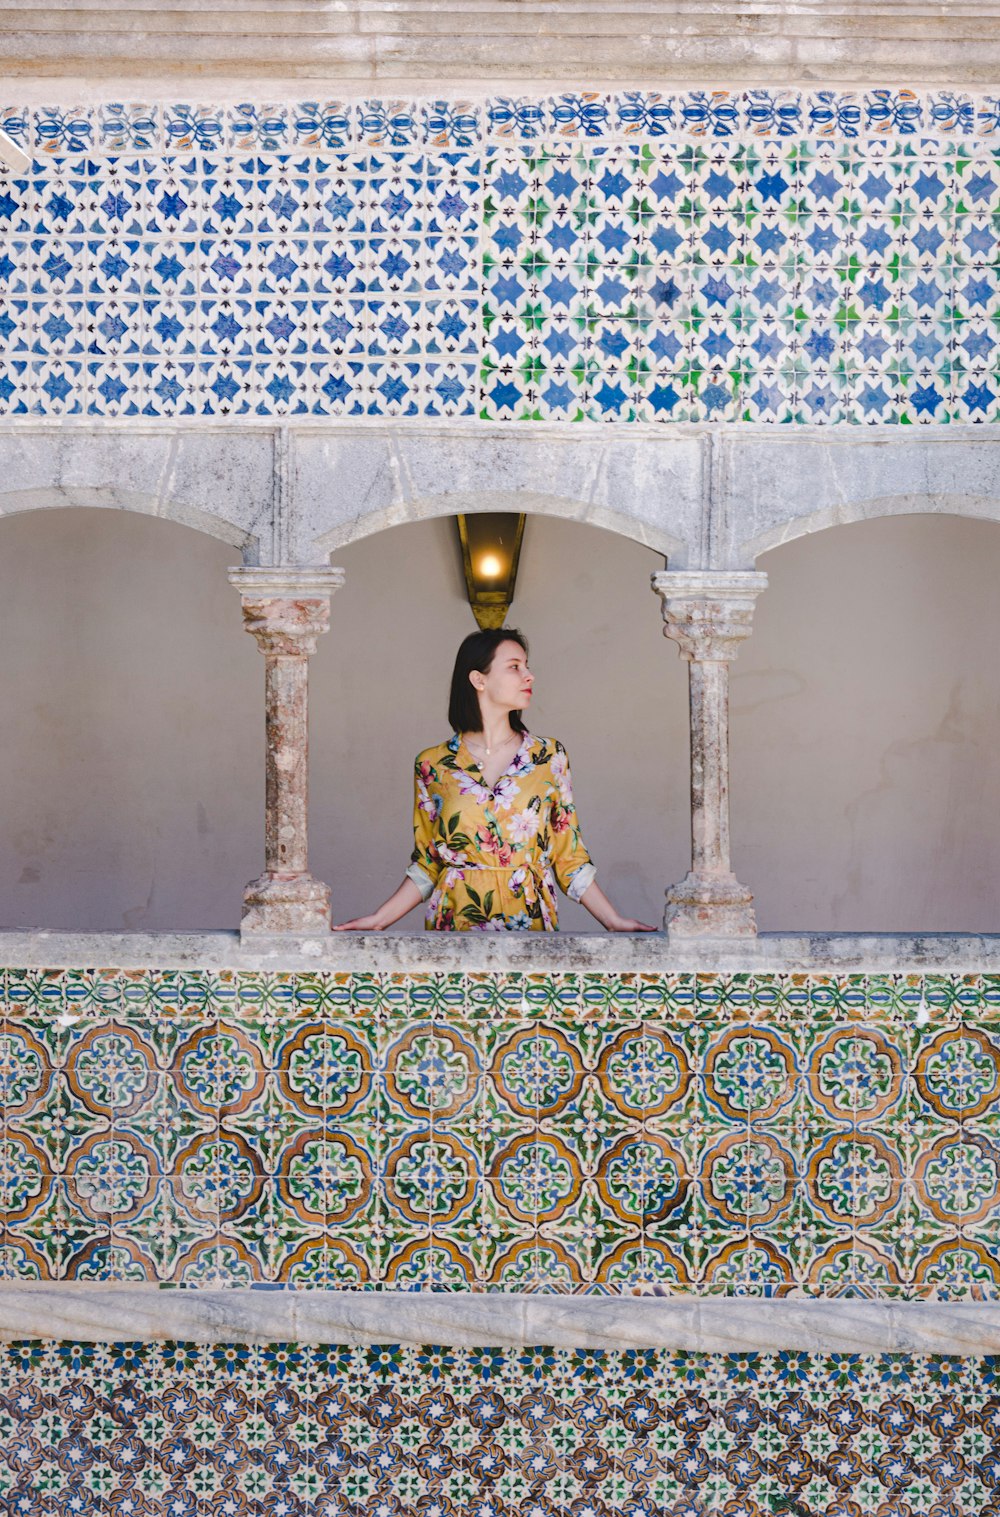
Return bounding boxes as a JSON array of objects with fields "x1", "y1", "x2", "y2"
[{"x1": 332, "y1": 914, "x2": 387, "y2": 931}]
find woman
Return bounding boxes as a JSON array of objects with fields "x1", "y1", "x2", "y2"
[{"x1": 335, "y1": 629, "x2": 655, "y2": 933}]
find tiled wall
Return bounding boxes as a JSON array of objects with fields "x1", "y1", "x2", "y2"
[
  {"x1": 1, "y1": 968, "x2": 998, "y2": 1294},
  {"x1": 0, "y1": 1341, "x2": 995, "y2": 1517},
  {"x1": 1, "y1": 90, "x2": 999, "y2": 424}
]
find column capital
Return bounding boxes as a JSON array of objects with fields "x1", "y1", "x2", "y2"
[
  {"x1": 651, "y1": 570, "x2": 768, "y2": 663},
  {"x1": 229, "y1": 566, "x2": 347, "y2": 598},
  {"x1": 229, "y1": 566, "x2": 346, "y2": 658}
]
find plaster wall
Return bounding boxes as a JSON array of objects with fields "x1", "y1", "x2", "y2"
[{"x1": 1, "y1": 505, "x2": 1000, "y2": 934}]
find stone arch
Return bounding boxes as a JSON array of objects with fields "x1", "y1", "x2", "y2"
[
  {"x1": 745, "y1": 492, "x2": 1000, "y2": 565},
  {"x1": 0, "y1": 485, "x2": 258, "y2": 557},
  {"x1": 311, "y1": 486, "x2": 685, "y2": 558},
  {"x1": 739, "y1": 510, "x2": 1000, "y2": 932},
  {"x1": 0, "y1": 503, "x2": 260, "y2": 932},
  {"x1": 0, "y1": 429, "x2": 275, "y2": 563},
  {"x1": 291, "y1": 428, "x2": 702, "y2": 564}
]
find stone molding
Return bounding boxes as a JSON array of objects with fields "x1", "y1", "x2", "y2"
[
  {"x1": 0, "y1": 1287, "x2": 996, "y2": 1352},
  {"x1": 228, "y1": 566, "x2": 347, "y2": 599}
]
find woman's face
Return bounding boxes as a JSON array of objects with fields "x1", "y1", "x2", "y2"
[{"x1": 472, "y1": 639, "x2": 534, "y2": 718}]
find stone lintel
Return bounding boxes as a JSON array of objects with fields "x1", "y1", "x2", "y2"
[
  {"x1": 8, "y1": 3, "x2": 1000, "y2": 88},
  {"x1": 6, "y1": 423, "x2": 1000, "y2": 574}
]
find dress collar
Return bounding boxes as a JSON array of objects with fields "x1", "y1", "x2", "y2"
[{"x1": 452, "y1": 730, "x2": 535, "y2": 778}]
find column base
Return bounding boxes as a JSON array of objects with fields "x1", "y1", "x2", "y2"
[
  {"x1": 240, "y1": 873, "x2": 331, "y2": 935},
  {"x1": 665, "y1": 873, "x2": 758, "y2": 938}
]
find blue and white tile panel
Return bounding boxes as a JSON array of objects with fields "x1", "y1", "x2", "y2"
[{"x1": 0, "y1": 152, "x2": 482, "y2": 420}]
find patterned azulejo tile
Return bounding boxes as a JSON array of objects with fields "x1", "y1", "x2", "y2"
[
  {"x1": 0, "y1": 1342, "x2": 994, "y2": 1517},
  {"x1": 6, "y1": 90, "x2": 1000, "y2": 158},
  {"x1": 0, "y1": 110, "x2": 998, "y2": 425},
  {"x1": 0, "y1": 969, "x2": 998, "y2": 1294}
]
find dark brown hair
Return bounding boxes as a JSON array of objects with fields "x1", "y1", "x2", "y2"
[{"x1": 448, "y1": 628, "x2": 529, "y2": 734}]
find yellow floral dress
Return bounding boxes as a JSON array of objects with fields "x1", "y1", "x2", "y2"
[{"x1": 405, "y1": 732, "x2": 596, "y2": 931}]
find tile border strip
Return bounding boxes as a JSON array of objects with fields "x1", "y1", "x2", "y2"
[
  {"x1": 2, "y1": 90, "x2": 1000, "y2": 158},
  {"x1": 0, "y1": 1287, "x2": 997, "y2": 1351}
]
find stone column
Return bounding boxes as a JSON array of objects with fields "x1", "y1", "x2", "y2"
[
  {"x1": 229, "y1": 566, "x2": 345, "y2": 935},
  {"x1": 652, "y1": 570, "x2": 768, "y2": 938}
]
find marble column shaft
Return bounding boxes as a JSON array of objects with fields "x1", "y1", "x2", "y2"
[
  {"x1": 652, "y1": 570, "x2": 768, "y2": 938},
  {"x1": 229, "y1": 567, "x2": 345, "y2": 935}
]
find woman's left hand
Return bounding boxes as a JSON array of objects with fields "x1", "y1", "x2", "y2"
[{"x1": 608, "y1": 916, "x2": 658, "y2": 932}]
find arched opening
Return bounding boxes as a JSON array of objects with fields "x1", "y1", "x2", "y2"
[
  {"x1": 0, "y1": 507, "x2": 259, "y2": 930},
  {"x1": 310, "y1": 513, "x2": 685, "y2": 932},
  {"x1": 738, "y1": 513, "x2": 1000, "y2": 932}
]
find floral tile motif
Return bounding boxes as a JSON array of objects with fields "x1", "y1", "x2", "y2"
[
  {"x1": 1, "y1": 969, "x2": 998, "y2": 1293},
  {"x1": 0, "y1": 1342, "x2": 993, "y2": 1517},
  {"x1": 5, "y1": 91, "x2": 1000, "y2": 159},
  {"x1": 96, "y1": 102, "x2": 162, "y2": 154}
]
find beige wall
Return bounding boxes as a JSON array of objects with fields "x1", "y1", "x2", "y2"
[
  {"x1": 744, "y1": 514, "x2": 1000, "y2": 932},
  {"x1": 1, "y1": 506, "x2": 998, "y2": 933}
]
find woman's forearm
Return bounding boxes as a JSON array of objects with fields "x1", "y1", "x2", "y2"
[
  {"x1": 579, "y1": 880, "x2": 620, "y2": 929},
  {"x1": 374, "y1": 878, "x2": 424, "y2": 928},
  {"x1": 333, "y1": 877, "x2": 423, "y2": 931},
  {"x1": 579, "y1": 880, "x2": 657, "y2": 933}
]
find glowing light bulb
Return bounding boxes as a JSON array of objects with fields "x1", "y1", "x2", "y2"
[{"x1": 479, "y1": 552, "x2": 503, "y2": 578}]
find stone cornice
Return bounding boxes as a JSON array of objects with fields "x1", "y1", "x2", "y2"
[{"x1": 4, "y1": 1, "x2": 1000, "y2": 86}]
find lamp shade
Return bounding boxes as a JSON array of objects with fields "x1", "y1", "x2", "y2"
[{"x1": 456, "y1": 513, "x2": 526, "y2": 630}]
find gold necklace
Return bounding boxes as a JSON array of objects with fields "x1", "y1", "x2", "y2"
[{"x1": 468, "y1": 732, "x2": 516, "y2": 760}]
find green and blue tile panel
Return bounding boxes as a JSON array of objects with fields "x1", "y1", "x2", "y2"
[{"x1": 0, "y1": 967, "x2": 997, "y2": 1294}]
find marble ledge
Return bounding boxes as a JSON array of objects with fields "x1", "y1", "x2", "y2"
[
  {"x1": 2, "y1": 928, "x2": 1000, "y2": 975},
  {"x1": 0, "y1": 1288, "x2": 997, "y2": 1352}
]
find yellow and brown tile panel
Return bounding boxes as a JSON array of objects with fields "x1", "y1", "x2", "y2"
[{"x1": 0, "y1": 969, "x2": 998, "y2": 1293}]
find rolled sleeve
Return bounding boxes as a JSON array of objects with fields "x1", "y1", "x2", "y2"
[
  {"x1": 405, "y1": 860, "x2": 436, "y2": 902},
  {"x1": 566, "y1": 861, "x2": 596, "y2": 904}
]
